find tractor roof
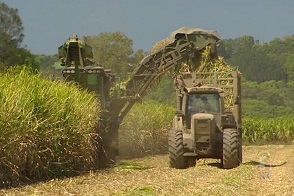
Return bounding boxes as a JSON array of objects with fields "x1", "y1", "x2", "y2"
[{"x1": 186, "y1": 86, "x2": 223, "y2": 94}]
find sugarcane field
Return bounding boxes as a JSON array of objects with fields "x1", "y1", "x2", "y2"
[{"x1": 1, "y1": 1, "x2": 294, "y2": 196}]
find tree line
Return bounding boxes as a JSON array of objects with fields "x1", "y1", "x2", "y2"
[
  {"x1": 0, "y1": 2, "x2": 38, "y2": 71},
  {"x1": 218, "y1": 35, "x2": 294, "y2": 83},
  {"x1": 217, "y1": 36, "x2": 294, "y2": 118},
  {"x1": 1, "y1": 2, "x2": 294, "y2": 118}
]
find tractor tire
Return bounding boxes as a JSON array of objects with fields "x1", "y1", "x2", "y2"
[
  {"x1": 168, "y1": 129, "x2": 188, "y2": 169},
  {"x1": 222, "y1": 128, "x2": 240, "y2": 169}
]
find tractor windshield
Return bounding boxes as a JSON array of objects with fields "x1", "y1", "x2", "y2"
[{"x1": 188, "y1": 93, "x2": 220, "y2": 114}]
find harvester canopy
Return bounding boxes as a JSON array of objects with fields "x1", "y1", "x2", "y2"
[{"x1": 170, "y1": 27, "x2": 221, "y2": 42}]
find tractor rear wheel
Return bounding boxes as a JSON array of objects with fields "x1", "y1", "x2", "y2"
[
  {"x1": 222, "y1": 128, "x2": 240, "y2": 169},
  {"x1": 168, "y1": 129, "x2": 188, "y2": 169}
]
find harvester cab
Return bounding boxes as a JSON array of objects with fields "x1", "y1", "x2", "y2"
[
  {"x1": 58, "y1": 34, "x2": 115, "y2": 110},
  {"x1": 58, "y1": 34, "x2": 94, "y2": 67}
]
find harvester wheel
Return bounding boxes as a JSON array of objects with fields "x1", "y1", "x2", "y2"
[
  {"x1": 222, "y1": 128, "x2": 240, "y2": 169},
  {"x1": 168, "y1": 129, "x2": 188, "y2": 169}
]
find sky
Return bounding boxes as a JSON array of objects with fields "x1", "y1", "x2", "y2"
[{"x1": 2, "y1": 0, "x2": 294, "y2": 55}]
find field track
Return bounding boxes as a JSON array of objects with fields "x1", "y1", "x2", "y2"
[{"x1": 1, "y1": 144, "x2": 294, "y2": 196}]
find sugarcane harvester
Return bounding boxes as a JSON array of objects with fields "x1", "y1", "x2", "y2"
[{"x1": 58, "y1": 27, "x2": 240, "y2": 168}]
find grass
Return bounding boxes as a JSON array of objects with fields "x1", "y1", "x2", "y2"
[
  {"x1": 2, "y1": 145, "x2": 293, "y2": 195},
  {"x1": 214, "y1": 165, "x2": 254, "y2": 187},
  {"x1": 119, "y1": 103, "x2": 175, "y2": 158},
  {"x1": 119, "y1": 103, "x2": 294, "y2": 159},
  {"x1": 243, "y1": 117, "x2": 294, "y2": 143},
  {"x1": 117, "y1": 162, "x2": 153, "y2": 171},
  {"x1": 1, "y1": 67, "x2": 294, "y2": 188},
  {"x1": 0, "y1": 68, "x2": 100, "y2": 187},
  {"x1": 116, "y1": 186, "x2": 155, "y2": 196}
]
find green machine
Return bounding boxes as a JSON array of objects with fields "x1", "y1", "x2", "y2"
[
  {"x1": 58, "y1": 34, "x2": 114, "y2": 110},
  {"x1": 57, "y1": 27, "x2": 241, "y2": 168},
  {"x1": 169, "y1": 71, "x2": 242, "y2": 169}
]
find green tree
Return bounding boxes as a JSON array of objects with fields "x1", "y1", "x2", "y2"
[
  {"x1": 129, "y1": 49, "x2": 145, "y2": 67},
  {"x1": 143, "y1": 74, "x2": 176, "y2": 106},
  {"x1": 86, "y1": 32, "x2": 136, "y2": 79},
  {"x1": 220, "y1": 36, "x2": 255, "y2": 74},
  {"x1": 241, "y1": 79, "x2": 294, "y2": 118},
  {"x1": 0, "y1": 2, "x2": 23, "y2": 45},
  {"x1": 0, "y1": 2, "x2": 37, "y2": 72},
  {"x1": 0, "y1": 2, "x2": 24, "y2": 66},
  {"x1": 220, "y1": 36, "x2": 287, "y2": 82},
  {"x1": 217, "y1": 39, "x2": 234, "y2": 59},
  {"x1": 262, "y1": 36, "x2": 294, "y2": 56},
  {"x1": 36, "y1": 54, "x2": 58, "y2": 71},
  {"x1": 18, "y1": 48, "x2": 39, "y2": 72},
  {"x1": 248, "y1": 47, "x2": 285, "y2": 82}
]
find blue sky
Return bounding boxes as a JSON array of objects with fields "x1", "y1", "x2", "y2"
[{"x1": 3, "y1": 0, "x2": 294, "y2": 55}]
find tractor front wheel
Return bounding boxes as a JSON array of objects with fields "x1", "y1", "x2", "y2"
[
  {"x1": 222, "y1": 128, "x2": 240, "y2": 169},
  {"x1": 168, "y1": 129, "x2": 188, "y2": 169}
]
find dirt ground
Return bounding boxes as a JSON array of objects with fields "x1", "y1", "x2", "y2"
[{"x1": 1, "y1": 144, "x2": 293, "y2": 196}]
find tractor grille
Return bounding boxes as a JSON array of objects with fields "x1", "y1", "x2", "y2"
[
  {"x1": 195, "y1": 119, "x2": 211, "y2": 154},
  {"x1": 69, "y1": 47, "x2": 80, "y2": 62},
  {"x1": 195, "y1": 119, "x2": 210, "y2": 134}
]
